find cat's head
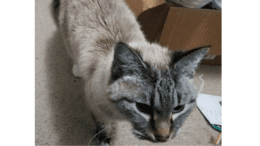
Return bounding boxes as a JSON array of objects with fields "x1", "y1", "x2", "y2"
[{"x1": 107, "y1": 42, "x2": 209, "y2": 142}]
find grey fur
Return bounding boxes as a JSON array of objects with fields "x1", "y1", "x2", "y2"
[{"x1": 54, "y1": 0, "x2": 209, "y2": 144}]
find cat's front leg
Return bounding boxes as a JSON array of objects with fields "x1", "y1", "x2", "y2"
[
  {"x1": 97, "y1": 122, "x2": 117, "y2": 145},
  {"x1": 91, "y1": 114, "x2": 117, "y2": 145}
]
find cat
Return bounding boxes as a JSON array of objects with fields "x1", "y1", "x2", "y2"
[{"x1": 53, "y1": 0, "x2": 209, "y2": 145}]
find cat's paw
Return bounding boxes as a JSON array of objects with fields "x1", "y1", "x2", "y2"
[{"x1": 72, "y1": 64, "x2": 81, "y2": 77}]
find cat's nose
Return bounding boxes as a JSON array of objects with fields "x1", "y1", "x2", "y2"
[{"x1": 153, "y1": 128, "x2": 170, "y2": 142}]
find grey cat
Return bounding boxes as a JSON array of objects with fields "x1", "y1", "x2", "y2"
[{"x1": 53, "y1": 0, "x2": 209, "y2": 145}]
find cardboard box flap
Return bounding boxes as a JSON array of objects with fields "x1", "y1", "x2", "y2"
[
  {"x1": 125, "y1": 0, "x2": 166, "y2": 16},
  {"x1": 159, "y1": 7, "x2": 221, "y2": 56},
  {"x1": 137, "y1": 3, "x2": 170, "y2": 42}
]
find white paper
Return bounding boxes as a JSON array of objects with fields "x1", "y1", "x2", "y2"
[{"x1": 196, "y1": 93, "x2": 222, "y2": 126}]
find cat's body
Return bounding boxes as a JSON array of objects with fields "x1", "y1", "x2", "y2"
[{"x1": 54, "y1": 0, "x2": 209, "y2": 145}]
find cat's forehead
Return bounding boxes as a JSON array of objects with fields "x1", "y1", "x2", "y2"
[
  {"x1": 151, "y1": 69, "x2": 196, "y2": 110},
  {"x1": 117, "y1": 76, "x2": 153, "y2": 103},
  {"x1": 150, "y1": 67, "x2": 175, "y2": 86},
  {"x1": 152, "y1": 70, "x2": 176, "y2": 114},
  {"x1": 129, "y1": 42, "x2": 172, "y2": 71}
]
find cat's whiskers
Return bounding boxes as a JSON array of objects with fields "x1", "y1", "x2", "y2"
[
  {"x1": 101, "y1": 127, "x2": 143, "y2": 145},
  {"x1": 89, "y1": 119, "x2": 204, "y2": 144},
  {"x1": 89, "y1": 124, "x2": 138, "y2": 144},
  {"x1": 88, "y1": 124, "x2": 118, "y2": 145}
]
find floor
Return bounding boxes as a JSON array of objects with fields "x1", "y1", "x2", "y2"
[{"x1": 35, "y1": 0, "x2": 221, "y2": 145}]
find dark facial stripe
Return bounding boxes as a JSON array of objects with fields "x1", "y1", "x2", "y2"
[{"x1": 153, "y1": 70, "x2": 176, "y2": 118}]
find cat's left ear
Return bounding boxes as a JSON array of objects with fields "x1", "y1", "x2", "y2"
[
  {"x1": 111, "y1": 42, "x2": 146, "y2": 81},
  {"x1": 172, "y1": 46, "x2": 210, "y2": 77}
]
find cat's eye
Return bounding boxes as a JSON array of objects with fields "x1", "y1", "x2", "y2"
[
  {"x1": 135, "y1": 102, "x2": 153, "y2": 115},
  {"x1": 172, "y1": 105, "x2": 185, "y2": 113}
]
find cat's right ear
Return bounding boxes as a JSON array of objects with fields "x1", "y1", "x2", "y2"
[
  {"x1": 111, "y1": 42, "x2": 146, "y2": 81},
  {"x1": 171, "y1": 46, "x2": 210, "y2": 77}
]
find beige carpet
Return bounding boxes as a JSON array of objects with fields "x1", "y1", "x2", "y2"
[{"x1": 35, "y1": 0, "x2": 221, "y2": 145}]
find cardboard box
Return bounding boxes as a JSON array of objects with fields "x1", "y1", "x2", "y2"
[
  {"x1": 137, "y1": 3, "x2": 170, "y2": 42},
  {"x1": 159, "y1": 7, "x2": 221, "y2": 56},
  {"x1": 125, "y1": 0, "x2": 221, "y2": 65},
  {"x1": 125, "y1": 0, "x2": 166, "y2": 16}
]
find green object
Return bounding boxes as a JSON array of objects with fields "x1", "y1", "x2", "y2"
[{"x1": 212, "y1": 125, "x2": 221, "y2": 132}]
